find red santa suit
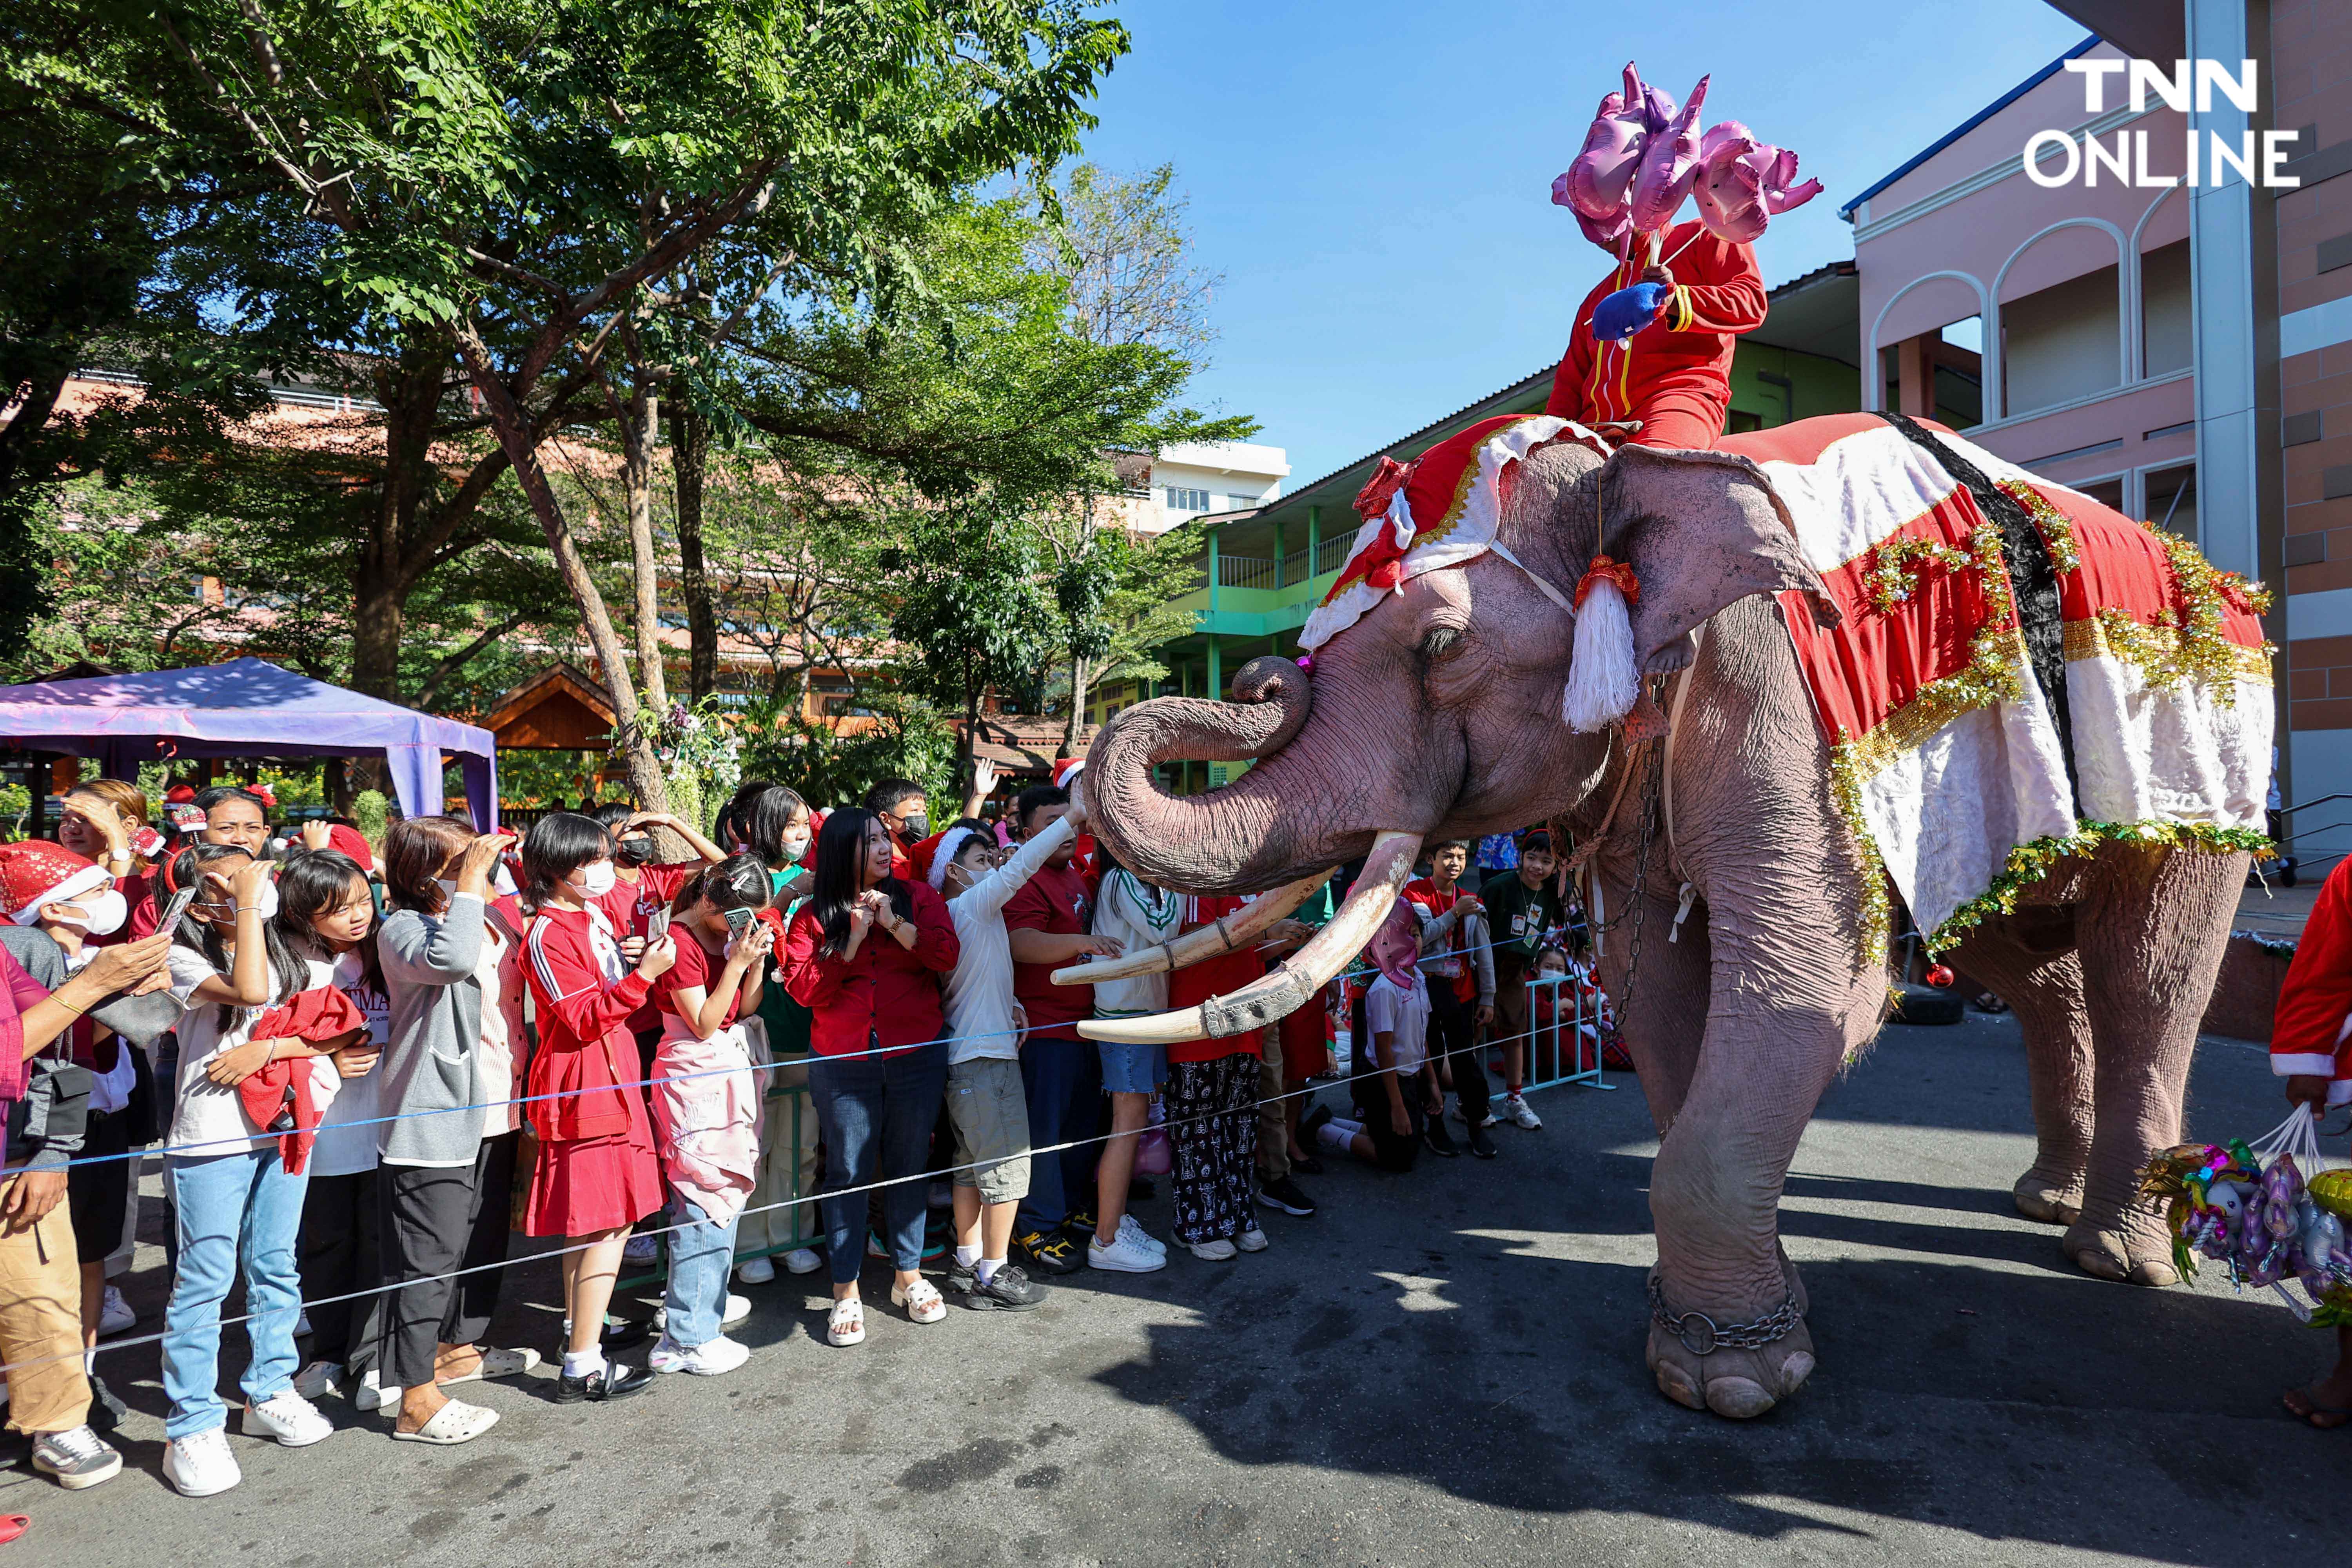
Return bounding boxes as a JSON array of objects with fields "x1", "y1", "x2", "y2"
[
  {"x1": 1543, "y1": 219, "x2": 1765, "y2": 450},
  {"x1": 2271, "y1": 855, "x2": 2352, "y2": 1106}
]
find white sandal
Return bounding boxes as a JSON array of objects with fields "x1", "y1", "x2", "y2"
[
  {"x1": 891, "y1": 1278, "x2": 947, "y2": 1325},
  {"x1": 826, "y1": 1297, "x2": 866, "y2": 1347},
  {"x1": 391, "y1": 1397, "x2": 500, "y2": 1445},
  {"x1": 439, "y1": 1346, "x2": 540, "y2": 1388}
]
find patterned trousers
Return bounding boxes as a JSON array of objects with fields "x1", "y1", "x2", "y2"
[{"x1": 1166, "y1": 1051, "x2": 1259, "y2": 1245}]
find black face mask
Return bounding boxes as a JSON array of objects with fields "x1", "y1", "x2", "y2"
[
  {"x1": 898, "y1": 812, "x2": 929, "y2": 841},
  {"x1": 616, "y1": 835, "x2": 655, "y2": 866}
]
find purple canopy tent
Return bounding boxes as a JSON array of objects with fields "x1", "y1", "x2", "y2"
[{"x1": 0, "y1": 658, "x2": 498, "y2": 829}]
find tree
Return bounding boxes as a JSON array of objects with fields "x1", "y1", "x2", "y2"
[
  {"x1": 132, "y1": 0, "x2": 1129, "y2": 809},
  {"x1": 884, "y1": 506, "x2": 1059, "y2": 782}
]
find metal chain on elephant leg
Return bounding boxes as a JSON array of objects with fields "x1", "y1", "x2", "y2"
[{"x1": 1647, "y1": 1275, "x2": 1804, "y2": 1356}]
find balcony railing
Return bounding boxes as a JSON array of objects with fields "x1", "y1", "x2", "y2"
[
  {"x1": 1314, "y1": 532, "x2": 1351, "y2": 575},
  {"x1": 1217, "y1": 554, "x2": 1279, "y2": 591}
]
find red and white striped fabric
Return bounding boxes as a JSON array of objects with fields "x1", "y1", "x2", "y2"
[{"x1": 1715, "y1": 413, "x2": 2272, "y2": 940}]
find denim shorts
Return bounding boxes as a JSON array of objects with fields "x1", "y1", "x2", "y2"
[{"x1": 1097, "y1": 1034, "x2": 1168, "y2": 1095}]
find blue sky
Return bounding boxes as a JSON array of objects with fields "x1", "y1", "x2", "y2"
[{"x1": 1077, "y1": 0, "x2": 2091, "y2": 488}]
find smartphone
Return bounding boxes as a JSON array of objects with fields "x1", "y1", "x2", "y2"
[
  {"x1": 724, "y1": 906, "x2": 755, "y2": 936},
  {"x1": 646, "y1": 909, "x2": 672, "y2": 945},
  {"x1": 159, "y1": 885, "x2": 200, "y2": 933}
]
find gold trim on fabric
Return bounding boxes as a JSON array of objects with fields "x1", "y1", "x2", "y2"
[{"x1": 2063, "y1": 615, "x2": 2273, "y2": 687}]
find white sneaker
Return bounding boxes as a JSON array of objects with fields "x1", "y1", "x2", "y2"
[
  {"x1": 1116, "y1": 1213, "x2": 1167, "y2": 1254},
  {"x1": 1503, "y1": 1093, "x2": 1543, "y2": 1131},
  {"x1": 782, "y1": 1247, "x2": 824, "y2": 1276},
  {"x1": 735, "y1": 1255, "x2": 777, "y2": 1285},
  {"x1": 1236, "y1": 1224, "x2": 1269, "y2": 1254},
  {"x1": 648, "y1": 1333, "x2": 751, "y2": 1376},
  {"x1": 1087, "y1": 1231, "x2": 1167, "y2": 1273},
  {"x1": 623, "y1": 1233, "x2": 660, "y2": 1265},
  {"x1": 98, "y1": 1285, "x2": 136, "y2": 1337},
  {"x1": 290, "y1": 1360, "x2": 343, "y2": 1400},
  {"x1": 164, "y1": 1427, "x2": 242, "y2": 1497},
  {"x1": 350, "y1": 1369, "x2": 398, "y2": 1412},
  {"x1": 1187, "y1": 1237, "x2": 1238, "y2": 1262},
  {"x1": 244, "y1": 1389, "x2": 332, "y2": 1447}
]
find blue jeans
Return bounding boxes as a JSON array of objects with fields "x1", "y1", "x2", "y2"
[
  {"x1": 662, "y1": 1196, "x2": 741, "y2": 1347},
  {"x1": 1016, "y1": 1032, "x2": 1102, "y2": 1235},
  {"x1": 162, "y1": 1149, "x2": 309, "y2": 1439},
  {"x1": 808, "y1": 1041, "x2": 948, "y2": 1285}
]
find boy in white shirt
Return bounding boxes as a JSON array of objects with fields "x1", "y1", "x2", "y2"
[{"x1": 929, "y1": 795, "x2": 1117, "y2": 1309}]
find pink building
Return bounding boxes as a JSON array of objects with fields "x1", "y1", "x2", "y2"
[{"x1": 1847, "y1": 0, "x2": 2352, "y2": 864}]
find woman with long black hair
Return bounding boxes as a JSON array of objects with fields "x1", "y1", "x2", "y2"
[{"x1": 779, "y1": 809, "x2": 958, "y2": 1347}]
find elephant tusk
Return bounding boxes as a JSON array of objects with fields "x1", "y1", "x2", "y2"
[
  {"x1": 1080, "y1": 832, "x2": 1423, "y2": 1044},
  {"x1": 1050, "y1": 869, "x2": 1334, "y2": 987}
]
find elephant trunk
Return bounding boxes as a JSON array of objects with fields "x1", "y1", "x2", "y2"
[{"x1": 1084, "y1": 654, "x2": 1354, "y2": 894}]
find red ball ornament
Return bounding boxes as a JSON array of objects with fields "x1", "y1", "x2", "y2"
[{"x1": 1924, "y1": 964, "x2": 1955, "y2": 988}]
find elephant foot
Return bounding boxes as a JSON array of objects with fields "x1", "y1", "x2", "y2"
[
  {"x1": 2013, "y1": 1167, "x2": 2085, "y2": 1227},
  {"x1": 1646, "y1": 1316, "x2": 1816, "y2": 1419},
  {"x1": 2062, "y1": 1212, "x2": 2179, "y2": 1287},
  {"x1": 1644, "y1": 1269, "x2": 1814, "y2": 1419}
]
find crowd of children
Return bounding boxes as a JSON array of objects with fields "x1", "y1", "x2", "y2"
[{"x1": 0, "y1": 773, "x2": 1603, "y2": 1502}]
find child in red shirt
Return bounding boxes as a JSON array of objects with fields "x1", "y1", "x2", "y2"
[
  {"x1": 515, "y1": 813, "x2": 676, "y2": 1404},
  {"x1": 1400, "y1": 841, "x2": 1497, "y2": 1158},
  {"x1": 780, "y1": 808, "x2": 959, "y2": 1347}
]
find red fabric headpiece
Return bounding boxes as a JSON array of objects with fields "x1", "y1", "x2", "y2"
[
  {"x1": 1352, "y1": 456, "x2": 1415, "y2": 523},
  {"x1": 1573, "y1": 556, "x2": 1642, "y2": 609}
]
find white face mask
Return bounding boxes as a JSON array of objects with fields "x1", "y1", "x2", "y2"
[
  {"x1": 249, "y1": 878, "x2": 280, "y2": 921},
  {"x1": 780, "y1": 829, "x2": 812, "y2": 865},
  {"x1": 46, "y1": 888, "x2": 127, "y2": 936},
  {"x1": 433, "y1": 876, "x2": 460, "y2": 902},
  {"x1": 570, "y1": 860, "x2": 617, "y2": 899}
]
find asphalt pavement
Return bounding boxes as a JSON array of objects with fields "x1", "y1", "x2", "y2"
[{"x1": 11, "y1": 1009, "x2": 2343, "y2": 1567}]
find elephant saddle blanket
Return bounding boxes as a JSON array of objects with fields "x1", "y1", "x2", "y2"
[{"x1": 1713, "y1": 412, "x2": 2273, "y2": 947}]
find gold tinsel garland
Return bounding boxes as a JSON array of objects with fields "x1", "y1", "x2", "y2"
[
  {"x1": 1994, "y1": 479, "x2": 2083, "y2": 574},
  {"x1": 1859, "y1": 534, "x2": 1969, "y2": 615}
]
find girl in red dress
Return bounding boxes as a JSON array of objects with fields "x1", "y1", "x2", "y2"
[{"x1": 516, "y1": 813, "x2": 677, "y2": 1403}]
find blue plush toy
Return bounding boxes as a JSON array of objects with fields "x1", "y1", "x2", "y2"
[{"x1": 1591, "y1": 281, "x2": 1670, "y2": 342}]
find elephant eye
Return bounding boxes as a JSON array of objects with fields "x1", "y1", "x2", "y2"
[{"x1": 1418, "y1": 625, "x2": 1465, "y2": 662}]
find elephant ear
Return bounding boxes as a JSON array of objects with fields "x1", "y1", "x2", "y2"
[{"x1": 1597, "y1": 443, "x2": 1837, "y2": 675}]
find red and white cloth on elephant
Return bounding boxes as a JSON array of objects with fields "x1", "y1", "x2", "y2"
[{"x1": 1711, "y1": 412, "x2": 2273, "y2": 943}]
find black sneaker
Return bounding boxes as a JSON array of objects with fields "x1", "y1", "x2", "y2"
[
  {"x1": 954, "y1": 1263, "x2": 1049, "y2": 1312},
  {"x1": 1423, "y1": 1120, "x2": 1461, "y2": 1158},
  {"x1": 555, "y1": 1361, "x2": 656, "y2": 1403},
  {"x1": 1466, "y1": 1122, "x2": 1499, "y2": 1160},
  {"x1": 1258, "y1": 1176, "x2": 1317, "y2": 1217},
  {"x1": 1017, "y1": 1229, "x2": 1082, "y2": 1276},
  {"x1": 1063, "y1": 1209, "x2": 1097, "y2": 1240}
]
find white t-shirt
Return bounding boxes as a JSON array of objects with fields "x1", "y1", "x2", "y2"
[
  {"x1": 1091, "y1": 871, "x2": 1181, "y2": 1018},
  {"x1": 166, "y1": 946, "x2": 342, "y2": 1160},
  {"x1": 1362, "y1": 975, "x2": 1431, "y2": 1078},
  {"x1": 307, "y1": 950, "x2": 391, "y2": 1178},
  {"x1": 942, "y1": 818, "x2": 1073, "y2": 1065}
]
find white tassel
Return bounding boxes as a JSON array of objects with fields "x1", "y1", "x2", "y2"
[{"x1": 1561, "y1": 576, "x2": 1638, "y2": 732}]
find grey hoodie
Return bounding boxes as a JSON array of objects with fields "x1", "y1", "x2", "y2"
[{"x1": 376, "y1": 893, "x2": 496, "y2": 1166}]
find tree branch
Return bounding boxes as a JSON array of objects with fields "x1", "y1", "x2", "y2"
[{"x1": 415, "y1": 608, "x2": 534, "y2": 708}]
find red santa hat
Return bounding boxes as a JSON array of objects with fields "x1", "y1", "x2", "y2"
[
  {"x1": 1052, "y1": 758, "x2": 1085, "y2": 790},
  {"x1": 164, "y1": 784, "x2": 197, "y2": 805},
  {"x1": 324, "y1": 824, "x2": 375, "y2": 868},
  {"x1": 907, "y1": 829, "x2": 949, "y2": 886},
  {"x1": 0, "y1": 842, "x2": 112, "y2": 926}
]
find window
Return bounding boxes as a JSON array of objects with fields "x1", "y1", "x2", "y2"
[
  {"x1": 2000, "y1": 265, "x2": 2121, "y2": 416},
  {"x1": 1224, "y1": 494, "x2": 1259, "y2": 512},
  {"x1": 2145, "y1": 465, "x2": 2197, "y2": 535},
  {"x1": 2141, "y1": 240, "x2": 2192, "y2": 377},
  {"x1": 1727, "y1": 409, "x2": 1764, "y2": 434},
  {"x1": 1165, "y1": 486, "x2": 1209, "y2": 512}
]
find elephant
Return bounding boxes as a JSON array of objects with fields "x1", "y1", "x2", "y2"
[{"x1": 1070, "y1": 426, "x2": 2248, "y2": 1420}]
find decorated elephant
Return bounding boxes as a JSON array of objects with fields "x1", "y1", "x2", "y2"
[{"x1": 1065, "y1": 409, "x2": 2272, "y2": 1419}]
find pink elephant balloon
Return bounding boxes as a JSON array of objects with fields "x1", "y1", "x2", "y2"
[
  {"x1": 1628, "y1": 74, "x2": 1708, "y2": 233},
  {"x1": 1559, "y1": 84, "x2": 1648, "y2": 223},
  {"x1": 1693, "y1": 121, "x2": 1824, "y2": 244},
  {"x1": 1624, "y1": 59, "x2": 1677, "y2": 135}
]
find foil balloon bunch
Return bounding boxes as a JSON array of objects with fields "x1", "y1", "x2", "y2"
[
  {"x1": 1551, "y1": 62, "x2": 1823, "y2": 253},
  {"x1": 2139, "y1": 1107, "x2": 2352, "y2": 1325}
]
